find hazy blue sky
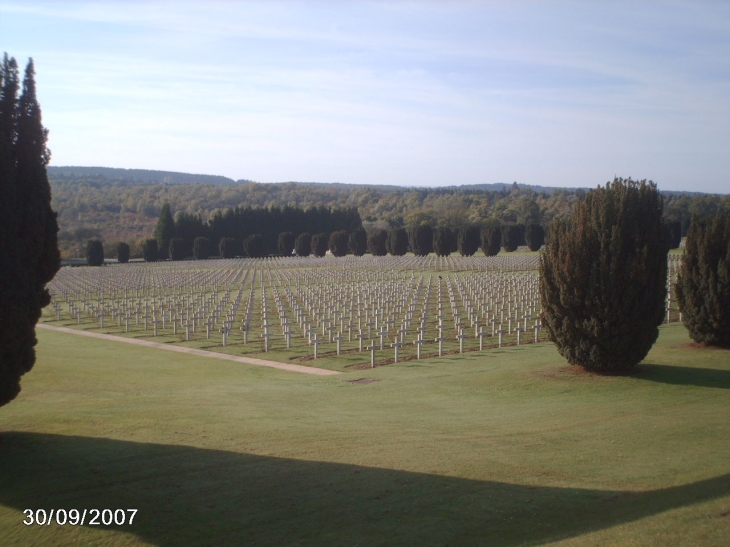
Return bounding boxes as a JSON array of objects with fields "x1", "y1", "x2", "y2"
[{"x1": 1, "y1": 1, "x2": 728, "y2": 192}]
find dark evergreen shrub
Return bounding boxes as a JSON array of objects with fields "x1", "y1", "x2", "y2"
[
  {"x1": 328, "y1": 230, "x2": 349, "y2": 257},
  {"x1": 219, "y1": 237, "x2": 237, "y2": 258},
  {"x1": 278, "y1": 231, "x2": 296, "y2": 255},
  {"x1": 386, "y1": 227, "x2": 408, "y2": 256},
  {"x1": 501, "y1": 225, "x2": 520, "y2": 252},
  {"x1": 85, "y1": 239, "x2": 104, "y2": 266},
  {"x1": 244, "y1": 234, "x2": 266, "y2": 258},
  {"x1": 193, "y1": 237, "x2": 210, "y2": 260},
  {"x1": 142, "y1": 238, "x2": 158, "y2": 262},
  {"x1": 348, "y1": 227, "x2": 367, "y2": 256},
  {"x1": 481, "y1": 226, "x2": 502, "y2": 256},
  {"x1": 457, "y1": 225, "x2": 480, "y2": 256},
  {"x1": 168, "y1": 237, "x2": 186, "y2": 260},
  {"x1": 408, "y1": 224, "x2": 433, "y2": 256},
  {"x1": 117, "y1": 242, "x2": 130, "y2": 263},
  {"x1": 515, "y1": 224, "x2": 526, "y2": 246},
  {"x1": 433, "y1": 227, "x2": 454, "y2": 257},
  {"x1": 311, "y1": 233, "x2": 329, "y2": 257},
  {"x1": 525, "y1": 224, "x2": 545, "y2": 251},
  {"x1": 154, "y1": 203, "x2": 175, "y2": 255},
  {"x1": 449, "y1": 227, "x2": 460, "y2": 253},
  {"x1": 675, "y1": 214, "x2": 730, "y2": 345},
  {"x1": 294, "y1": 232, "x2": 311, "y2": 257},
  {"x1": 367, "y1": 229, "x2": 388, "y2": 256},
  {"x1": 539, "y1": 178, "x2": 668, "y2": 372}
]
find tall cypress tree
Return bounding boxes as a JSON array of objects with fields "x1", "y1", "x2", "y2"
[
  {"x1": 348, "y1": 227, "x2": 367, "y2": 256},
  {"x1": 675, "y1": 214, "x2": 730, "y2": 345},
  {"x1": 85, "y1": 239, "x2": 104, "y2": 266},
  {"x1": 117, "y1": 242, "x2": 130, "y2": 263},
  {"x1": 433, "y1": 227, "x2": 454, "y2": 257},
  {"x1": 386, "y1": 227, "x2": 408, "y2": 256},
  {"x1": 328, "y1": 230, "x2": 349, "y2": 257},
  {"x1": 408, "y1": 224, "x2": 433, "y2": 256},
  {"x1": 154, "y1": 203, "x2": 175, "y2": 255},
  {"x1": 481, "y1": 226, "x2": 502, "y2": 256},
  {"x1": 525, "y1": 224, "x2": 545, "y2": 251},
  {"x1": 277, "y1": 231, "x2": 296, "y2": 255},
  {"x1": 540, "y1": 178, "x2": 668, "y2": 372},
  {"x1": 0, "y1": 57, "x2": 60, "y2": 408},
  {"x1": 501, "y1": 225, "x2": 520, "y2": 252},
  {"x1": 367, "y1": 229, "x2": 388, "y2": 256},
  {"x1": 457, "y1": 225, "x2": 480, "y2": 256},
  {"x1": 294, "y1": 232, "x2": 312, "y2": 257}
]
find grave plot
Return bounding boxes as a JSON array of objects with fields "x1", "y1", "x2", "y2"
[{"x1": 42, "y1": 253, "x2": 680, "y2": 369}]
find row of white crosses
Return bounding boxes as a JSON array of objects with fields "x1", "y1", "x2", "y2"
[
  {"x1": 44, "y1": 257, "x2": 544, "y2": 359},
  {"x1": 45, "y1": 255, "x2": 547, "y2": 366},
  {"x1": 665, "y1": 255, "x2": 683, "y2": 324}
]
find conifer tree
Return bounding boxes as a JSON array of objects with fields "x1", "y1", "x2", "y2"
[
  {"x1": 386, "y1": 228, "x2": 408, "y2": 256},
  {"x1": 116, "y1": 242, "x2": 130, "y2": 263},
  {"x1": 244, "y1": 234, "x2": 266, "y2": 258},
  {"x1": 193, "y1": 237, "x2": 210, "y2": 260},
  {"x1": 154, "y1": 203, "x2": 175, "y2": 255},
  {"x1": 367, "y1": 229, "x2": 388, "y2": 256},
  {"x1": 408, "y1": 224, "x2": 433, "y2": 256},
  {"x1": 142, "y1": 238, "x2": 158, "y2": 262},
  {"x1": 540, "y1": 178, "x2": 668, "y2": 372},
  {"x1": 294, "y1": 232, "x2": 312, "y2": 257},
  {"x1": 481, "y1": 226, "x2": 502, "y2": 256},
  {"x1": 328, "y1": 230, "x2": 349, "y2": 257},
  {"x1": 525, "y1": 224, "x2": 545, "y2": 251},
  {"x1": 277, "y1": 231, "x2": 296, "y2": 255},
  {"x1": 85, "y1": 239, "x2": 104, "y2": 266},
  {"x1": 501, "y1": 225, "x2": 520, "y2": 252},
  {"x1": 311, "y1": 233, "x2": 329, "y2": 257},
  {"x1": 675, "y1": 214, "x2": 730, "y2": 345},
  {"x1": 168, "y1": 237, "x2": 185, "y2": 260},
  {"x1": 0, "y1": 56, "x2": 60, "y2": 408},
  {"x1": 348, "y1": 227, "x2": 367, "y2": 256},
  {"x1": 457, "y1": 225, "x2": 480, "y2": 256},
  {"x1": 219, "y1": 237, "x2": 238, "y2": 258},
  {"x1": 433, "y1": 227, "x2": 454, "y2": 257}
]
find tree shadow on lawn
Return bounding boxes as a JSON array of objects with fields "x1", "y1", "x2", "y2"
[
  {"x1": 0, "y1": 432, "x2": 728, "y2": 547},
  {"x1": 634, "y1": 364, "x2": 730, "y2": 390}
]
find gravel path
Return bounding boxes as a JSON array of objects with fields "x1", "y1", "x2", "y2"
[{"x1": 37, "y1": 323, "x2": 341, "y2": 376}]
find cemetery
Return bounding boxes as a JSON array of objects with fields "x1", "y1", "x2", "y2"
[
  {"x1": 1, "y1": 13, "x2": 728, "y2": 544},
  {"x1": 39, "y1": 254, "x2": 684, "y2": 371}
]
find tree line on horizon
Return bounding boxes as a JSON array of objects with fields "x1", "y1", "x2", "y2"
[{"x1": 49, "y1": 174, "x2": 728, "y2": 260}]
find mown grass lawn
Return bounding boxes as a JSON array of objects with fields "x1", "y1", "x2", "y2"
[{"x1": 0, "y1": 323, "x2": 728, "y2": 546}]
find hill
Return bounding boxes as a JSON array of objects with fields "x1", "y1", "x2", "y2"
[{"x1": 47, "y1": 166, "x2": 729, "y2": 259}]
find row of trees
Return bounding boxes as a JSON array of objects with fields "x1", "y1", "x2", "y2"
[
  {"x1": 150, "y1": 203, "x2": 363, "y2": 260},
  {"x1": 91, "y1": 222, "x2": 547, "y2": 263}
]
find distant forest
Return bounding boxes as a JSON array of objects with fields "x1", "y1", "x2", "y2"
[{"x1": 48, "y1": 167, "x2": 730, "y2": 259}]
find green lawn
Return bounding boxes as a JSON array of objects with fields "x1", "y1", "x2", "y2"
[{"x1": 1, "y1": 323, "x2": 728, "y2": 546}]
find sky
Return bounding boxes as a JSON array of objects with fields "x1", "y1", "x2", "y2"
[{"x1": 1, "y1": 1, "x2": 729, "y2": 193}]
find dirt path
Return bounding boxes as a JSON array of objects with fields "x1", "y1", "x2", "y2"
[{"x1": 37, "y1": 323, "x2": 341, "y2": 376}]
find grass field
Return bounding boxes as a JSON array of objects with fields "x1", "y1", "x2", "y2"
[{"x1": 1, "y1": 323, "x2": 728, "y2": 546}]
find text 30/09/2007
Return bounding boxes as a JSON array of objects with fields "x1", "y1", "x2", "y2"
[{"x1": 23, "y1": 509, "x2": 137, "y2": 526}]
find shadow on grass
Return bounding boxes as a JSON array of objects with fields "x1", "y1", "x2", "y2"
[
  {"x1": 635, "y1": 364, "x2": 730, "y2": 390},
  {"x1": 1, "y1": 432, "x2": 729, "y2": 546}
]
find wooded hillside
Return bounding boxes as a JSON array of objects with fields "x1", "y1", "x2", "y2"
[{"x1": 48, "y1": 167, "x2": 730, "y2": 259}]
